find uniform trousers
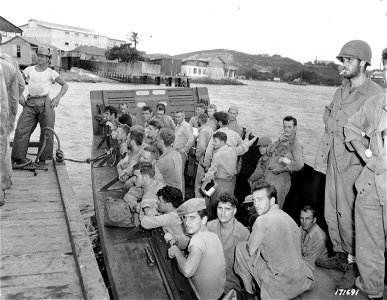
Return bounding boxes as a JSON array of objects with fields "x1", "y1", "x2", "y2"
[
  {"x1": 325, "y1": 149, "x2": 362, "y2": 255},
  {"x1": 0, "y1": 134, "x2": 12, "y2": 190},
  {"x1": 12, "y1": 98, "x2": 55, "y2": 161}
]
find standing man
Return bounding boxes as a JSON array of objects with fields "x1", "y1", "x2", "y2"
[
  {"x1": 173, "y1": 110, "x2": 194, "y2": 195},
  {"x1": 0, "y1": 58, "x2": 19, "y2": 205},
  {"x1": 168, "y1": 197, "x2": 226, "y2": 300},
  {"x1": 206, "y1": 104, "x2": 218, "y2": 132},
  {"x1": 12, "y1": 47, "x2": 68, "y2": 166},
  {"x1": 144, "y1": 119, "x2": 163, "y2": 148},
  {"x1": 189, "y1": 103, "x2": 206, "y2": 128},
  {"x1": 227, "y1": 106, "x2": 244, "y2": 137},
  {"x1": 299, "y1": 206, "x2": 328, "y2": 267},
  {"x1": 194, "y1": 113, "x2": 213, "y2": 197},
  {"x1": 207, "y1": 193, "x2": 250, "y2": 293},
  {"x1": 153, "y1": 103, "x2": 176, "y2": 131},
  {"x1": 136, "y1": 105, "x2": 153, "y2": 126},
  {"x1": 343, "y1": 48, "x2": 387, "y2": 300},
  {"x1": 156, "y1": 128, "x2": 183, "y2": 191},
  {"x1": 314, "y1": 40, "x2": 384, "y2": 289},
  {"x1": 234, "y1": 183, "x2": 314, "y2": 300},
  {"x1": 258, "y1": 116, "x2": 304, "y2": 208}
]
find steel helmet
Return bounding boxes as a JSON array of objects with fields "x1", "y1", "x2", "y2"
[{"x1": 336, "y1": 40, "x2": 372, "y2": 65}]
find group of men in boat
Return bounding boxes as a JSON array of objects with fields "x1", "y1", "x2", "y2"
[{"x1": 1, "y1": 39, "x2": 386, "y2": 300}]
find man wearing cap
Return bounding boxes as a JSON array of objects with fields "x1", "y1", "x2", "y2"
[
  {"x1": 228, "y1": 106, "x2": 244, "y2": 137},
  {"x1": 12, "y1": 47, "x2": 68, "y2": 166},
  {"x1": 168, "y1": 197, "x2": 226, "y2": 300},
  {"x1": 234, "y1": 183, "x2": 314, "y2": 300},
  {"x1": 249, "y1": 135, "x2": 272, "y2": 185},
  {"x1": 314, "y1": 40, "x2": 384, "y2": 289},
  {"x1": 207, "y1": 193, "x2": 250, "y2": 294},
  {"x1": 342, "y1": 48, "x2": 387, "y2": 300}
]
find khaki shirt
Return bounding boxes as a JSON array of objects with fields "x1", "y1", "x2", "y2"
[
  {"x1": 173, "y1": 120, "x2": 194, "y2": 154},
  {"x1": 228, "y1": 119, "x2": 244, "y2": 137},
  {"x1": 300, "y1": 224, "x2": 328, "y2": 266},
  {"x1": 141, "y1": 210, "x2": 185, "y2": 236},
  {"x1": 196, "y1": 125, "x2": 213, "y2": 159},
  {"x1": 206, "y1": 117, "x2": 218, "y2": 132},
  {"x1": 344, "y1": 92, "x2": 387, "y2": 204},
  {"x1": 156, "y1": 147, "x2": 182, "y2": 190},
  {"x1": 315, "y1": 77, "x2": 384, "y2": 173}
]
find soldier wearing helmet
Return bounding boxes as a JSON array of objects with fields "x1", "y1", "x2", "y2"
[
  {"x1": 343, "y1": 48, "x2": 387, "y2": 300},
  {"x1": 314, "y1": 40, "x2": 384, "y2": 290}
]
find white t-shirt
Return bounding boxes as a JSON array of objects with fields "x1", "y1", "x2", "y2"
[{"x1": 23, "y1": 66, "x2": 59, "y2": 97}]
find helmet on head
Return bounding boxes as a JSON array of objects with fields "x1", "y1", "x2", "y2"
[{"x1": 336, "y1": 40, "x2": 372, "y2": 65}]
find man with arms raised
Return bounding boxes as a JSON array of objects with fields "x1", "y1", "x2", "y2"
[
  {"x1": 234, "y1": 183, "x2": 314, "y2": 300},
  {"x1": 207, "y1": 193, "x2": 250, "y2": 294},
  {"x1": 168, "y1": 198, "x2": 226, "y2": 300},
  {"x1": 315, "y1": 40, "x2": 384, "y2": 289}
]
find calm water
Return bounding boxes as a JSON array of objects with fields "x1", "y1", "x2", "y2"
[{"x1": 14, "y1": 79, "x2": 336, "y2": 288}]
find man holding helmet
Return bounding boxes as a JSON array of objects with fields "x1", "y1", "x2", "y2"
[{"x1": 315, "y1": 40, "x2": 384, "y2": 289}]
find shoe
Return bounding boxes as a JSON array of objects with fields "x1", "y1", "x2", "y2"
[
  {"x1": 0, "y1": 190, "x2": 5, "y2": 206},
  {"x1": 336, "y1": 263, "x2": 359, "y2": 289},
  {"x1": 316, "y1": 252, "x2": 348, "y2": 271}
]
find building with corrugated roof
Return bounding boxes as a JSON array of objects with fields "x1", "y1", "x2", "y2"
[
  {"x1": 181, "y1": 55, "x2": 237, "y2": 79},
  {"x1": 19, "y1": 19, "x2": 125, "y2": 51},
  {"x1": 0, "y1": 36, "x2": 61, "y2": 67},
  {"x1": 0, "y1": 16, "x2": 23, "y2": 42}
]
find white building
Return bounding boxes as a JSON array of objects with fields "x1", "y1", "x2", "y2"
[
  {"x1": 181, "y1": 55, "x2": 236, "y2": 79},
  {"x1": 19, "y1": 19, "x2": 125, "y2": 51}
]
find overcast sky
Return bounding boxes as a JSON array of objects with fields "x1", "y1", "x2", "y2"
[{"x1": 2, "y1": 0, "x2": 386, "y2": 67}]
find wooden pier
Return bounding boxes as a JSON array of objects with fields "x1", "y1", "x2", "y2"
[{"x1": 0, "y1": 153, "x2": 109, "y2": 299}]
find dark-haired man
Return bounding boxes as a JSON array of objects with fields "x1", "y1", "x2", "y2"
[
  {"x1": 145, "y1": 119, "x2": 163, "y2": 147},
  {"x1": 201, "y1": 131, "x2": 257, "y2": 219},
  {"x1": 207, "y1": 193, "x2": 250, "y2": 293},
  {"x1": 261, "y1": 115, "x2": 304, "y2": 208},
  {"x1": 299, "y1": 206, "x2": 328, "y2": 267},
  {"x1": 156, "y1": 128, "x2": 183, "y2": 191},
  {"x1": 234, "y1": 183, "x2": 314, "y2": 300},
  {"x1": 314, "y1": 40, "x2": 384, "y2": 289},
  {"x1": 189, "y1": 103, "x2": 206, "y2": 129},
  {"x1": 168, "y1": 198, "x2": 226, "y2": 300},
  {"x1": 141, "y1": 185, "x2": 185, "y2": 236},
  {"x1": 136, "y1": 105, "x2": 153, "y2": 126},
  {"x1": 153, "y1": 103, "x2": 176, "y2": 130}
]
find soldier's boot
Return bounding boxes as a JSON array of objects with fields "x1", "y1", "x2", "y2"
[
  {"x1": 336, "y1": 263, "x2": 359, "y2": 290},
  {"x1": 316, "y1": 252, "x2": 348, "y2": 271}
]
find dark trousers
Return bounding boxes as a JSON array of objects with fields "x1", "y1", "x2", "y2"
[{"x1": 12, "y1": 100, "x2": 55, "y2": 161}]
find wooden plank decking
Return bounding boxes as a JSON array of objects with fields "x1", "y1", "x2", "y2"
[{"x1": 0, "y1": 155, "x2": 109, "y2": 300}]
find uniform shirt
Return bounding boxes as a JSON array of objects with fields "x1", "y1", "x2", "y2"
[
  {"x1": 344, "y1": 93, "x2": 387, "y2": 204},
  {"x1": 267, "y1": 133, "x2": 304, "y2": 172},
  {"x1": 204, "y1": 143, "x2": 248, "y2": 181},
  {"x1": 300, "y1": 224, "x2": 328, "y2": 266},
  {"x1": 203, "y1": 127, "x2": 244, "y2": 167},
  {"x1": 139, "y1": 178, "x2": 165, "y2": 218},
  {"x1": 249, "y1": 155, "x2": 270, "y2": 183},
  {"x1": 156, "y1": 147, "x2": 182, "y2": 190},
  {"x1": 188, "y1": 230, "x2": 226, "y2": 300},
  {"x1": 0, "y1": 60, "x2": 18, "y2": 135},
  {"x1": 248, "y1": 205, "x2": 314, "y2": 299},
  {"x1": 0, "y1": 51, "x2": 25, "y2": 98},
  {"x1": 207, "y1": 218, "x2": 250, "y2": 292},
  {"x1": 23, "y1": 66, "x2": 59, "y2": 97},
  {"x1": 152, "y1": 115, "x2": 176, "y2": 131},
  {"x1": 196, "y1": 125, "x2": 213, "y2": 159},
  {"x1": 228, "y1": 119, "x2": 244, "y2": 137},
  {"x1": 141, "y1": 210, "x2": 185, "y2": 236},
  {"x1": 315, "y1": 77, "x2": 384, "y2": 173},
  {"x1": 173, "y1": 120, "x2": 194, "y2": 154},
  {"x1": 206, "y1": 117, "x2": 218, "y2": 132}
]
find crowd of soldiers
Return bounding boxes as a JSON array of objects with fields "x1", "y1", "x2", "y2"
[{"x1": 1, "y1": 40, "x2": 385, "y2": 300}]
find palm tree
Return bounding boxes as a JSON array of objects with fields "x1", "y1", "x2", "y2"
[{"x1": 129, "y1": 32, "x2": 141, "y2": 49}]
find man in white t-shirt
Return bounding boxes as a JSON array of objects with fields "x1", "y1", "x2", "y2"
[
  {"x1": 12, "y1": 47, "x2": 68, "y2": 166},
  {"x1": 168, "y1": 198, "x2": 226, "y2": 299}
]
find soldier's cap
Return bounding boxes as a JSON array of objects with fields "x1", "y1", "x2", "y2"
[
  {"x1": 228, "y1": 106, "x2": 239, "y2": 113},
  {"x1": 257, "y1": 136, "x2": 272, "y2": 146},
  {"x1": 36, "y1": 47, "x2": 51, "y2": 58},
  {"x1": 242, "y1": 195, "x2": 253, "y2": 205},
  {"x1": 177, "y1": 198, "x2": 206, "y2": 215}
]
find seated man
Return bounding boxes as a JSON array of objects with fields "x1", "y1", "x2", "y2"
[
  {"x1": 168, "y1": 198, "x2": 226, "y2": 300},
  {"x1": 254, "y1": 116, "x2": 304, "y2": 208},
  {"x1": 234, "y1": 183, "x2": 314, "y2": 300},
  {"x1": 201, "y1": 131, "x2": 257, "y2": 219},
  {"x1": 117, "y1": 128, "x2": 147, "y2": 179},
  {"x1": 118, "y1": 102, "x2": 135, "y2": 125},
  {"x1": 105, "y1": 162, "x2": 164, "y2": 227},
  {"x1": 141, "y1": 185, "x2": 185, "y2": 236},
  {"x1": 153, "y1": 103, "x2": 176, "y2": 130},
  {"x1": 189, "y1": 103, "x2": 206, "y2": 129},
  {"x1": 103, "y1": 105, "x2": 119, "y2": 131},
  {"x1": 113, "y1": 124, "x2": 131, "y2": 172},
  {"x1": 299, "y1": 206, "x2": 328, "y2": 267},
  {"x1": 118, "y1": 113, "x2": 132, "y2": 128},
  {"x1": 156, "y1": 128, "x2": 183, "y2": 191},
  {"x1": 144, "y1": 119, "x2": 163, "y2": 148},
  {"x1": 207, "y1": 193, "x2": 250, "y2": 294}
]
